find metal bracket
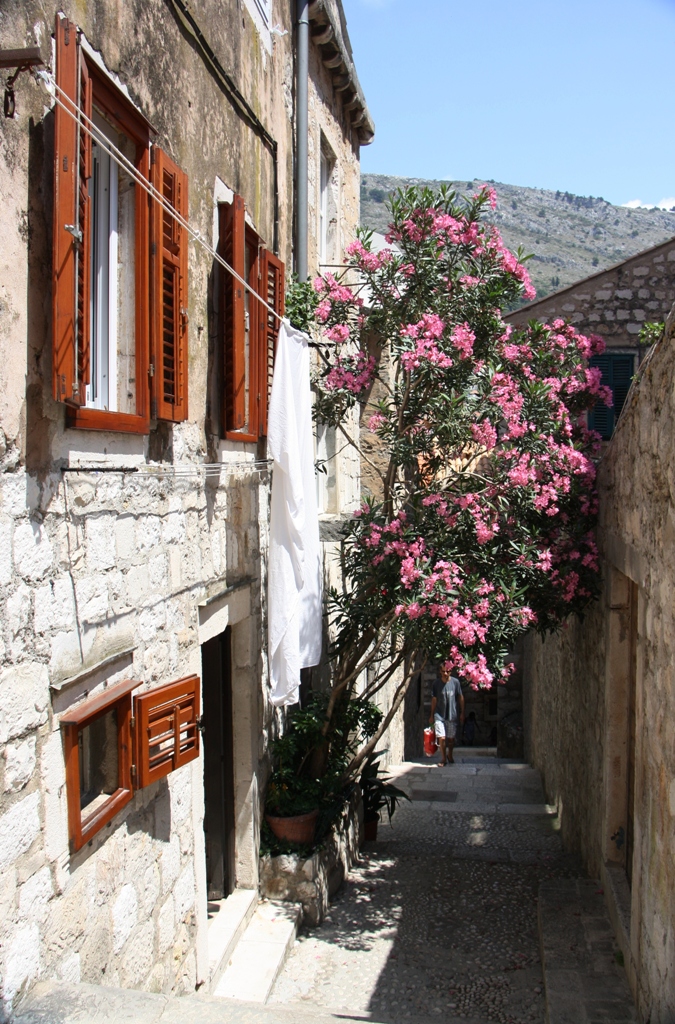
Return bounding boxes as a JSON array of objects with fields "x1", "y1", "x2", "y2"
[{"x1": 64, "y1": 224, "x2": 83, "y2": 243}]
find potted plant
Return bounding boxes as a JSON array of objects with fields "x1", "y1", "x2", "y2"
[
  {"x1": 359, "y1": 751, "x2": 409, "y2": 842},
  {"x1": 264, "y1": 694, "x2": 384, "y2": 849}
]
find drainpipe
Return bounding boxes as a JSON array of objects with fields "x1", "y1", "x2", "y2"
[{"x1": 296, "y1": 0, "x2": 309, "y2": 282}]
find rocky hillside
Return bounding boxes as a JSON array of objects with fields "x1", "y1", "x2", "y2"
[{"x1": 361, "y1": 173, "x2": 675, "y2": 302}]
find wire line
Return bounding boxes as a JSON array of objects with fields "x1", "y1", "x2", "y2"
[{"x1": 35, "y1": 68, "x2": 285, "y2": 323}]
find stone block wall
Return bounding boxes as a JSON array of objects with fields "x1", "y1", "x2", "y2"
[
  {"x1": 523, "y1": 309, "x2": 675, "y2": 1022},
  {"x1": 507, "y1": 237, "x2": 675, "y2": 350},
  {"x1": 0, "y1": 0, "x2": 373, "y2": 1015}
]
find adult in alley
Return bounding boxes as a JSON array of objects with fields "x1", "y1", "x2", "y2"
[{"x1": 430, "y1": 665, "x2": 464, "y2": 766}]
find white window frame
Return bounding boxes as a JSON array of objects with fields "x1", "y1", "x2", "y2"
[
  {"x1": 86, "y1": 111, "x2": 119, "y2": 412},
  {"x1": 242, "y1": 0, "x2": 273, "y2": 52}
]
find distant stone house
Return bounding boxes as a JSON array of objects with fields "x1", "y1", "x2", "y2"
[
  {"x1": 507, "y1": 236, "x2": 675, "y2": 437},
  {"x1": 521, "y1": 303, "x2": 675, "y2": 1018},
  {"x1": 0, "y1": 0, "x2": 374, "y2": 1013}
]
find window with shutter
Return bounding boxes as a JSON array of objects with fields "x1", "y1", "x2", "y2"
[
  {"x1": 52, "y1": 15, "x2": 189, "y2": 434},
  {"x1": 134, "y1": 675, "x2": 200, "y2": 788},
  {"x1": 61, "y1": 674, "x2": 201, "y2": 851},
  {"x1": 220, "y1": 196, "x2": 284, "y2": 440},
  {"x1": 151, "y1": 149, "x2": 189, "y2": 422},
  {"x1": 588, "y1": 352, "x2": 635, "y2": 440}
]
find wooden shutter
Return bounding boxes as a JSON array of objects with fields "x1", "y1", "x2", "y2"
[
  {"x1": 134, "y1": 675, "x2": 200, "y2": 788},
  {"x1": 258, "y1": 250, "x2": 285, "y2": 437},
  {"x1": 588, "y1": 353, "x2": 634, "y2": 440},
  {"x1": 151, "y1": 147, "x2": 189, "y2": 422},
  {"x1": 221, "y1": 195, "x2": 246, "y2": 432},
  {"x1": 53, "y1": 16, "x2": 91, "y2": 405}
]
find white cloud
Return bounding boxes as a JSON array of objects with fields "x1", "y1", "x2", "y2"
[{"x1": 621, "y1": 197, "x2": 675, "y2": 211}]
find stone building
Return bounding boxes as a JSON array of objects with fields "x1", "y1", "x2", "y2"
[
  {"x1": 0, "y1": 0, "x2": 374, "y2": 1014},
  {"x1": 522, "y1": 306, "x2": 675, "y2": 1021},
  {"x1": 507, "y1": 237, "x2": 675, "y2": 437}
]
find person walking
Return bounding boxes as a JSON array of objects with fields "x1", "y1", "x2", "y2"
[{"x1": 430, "y1": 666, "x2": 464, "y2": 766}]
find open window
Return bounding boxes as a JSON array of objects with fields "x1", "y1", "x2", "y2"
[
  {"x1": 52, "y1": 14, "x2": 188, "y2": 432},
  {"x1": 219, "y1": 195, "x2": 284, "y2": 440},
  {"x1": 61, "y1": 674, "x2": 200, "y2": 852}
]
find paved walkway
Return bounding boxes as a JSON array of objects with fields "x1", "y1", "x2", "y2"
[
  {"x1": 270, "y1": 753, "x2": 630, "y2": 1024},
  {"x1": 16, "y1": 754, "x2": 637, "y2": 1024}
]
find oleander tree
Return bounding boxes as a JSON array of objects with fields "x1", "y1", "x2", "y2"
[{"x1": 298, "y1": 184, "x2": 609, "y2": 779}]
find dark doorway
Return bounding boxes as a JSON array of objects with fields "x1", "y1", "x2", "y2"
[{"x1": 202, "y1": 628, "x2": 235, "y2": 900}]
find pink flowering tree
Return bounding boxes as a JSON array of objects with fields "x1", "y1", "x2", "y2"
[{"x1": 304, "y1": 184, "x2": 608, "y2": 777}]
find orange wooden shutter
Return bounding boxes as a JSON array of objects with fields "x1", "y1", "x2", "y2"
[
  {"x1": 53, "y1": 15, "x2": 90, "y2": 406},
  {"x1": 221, "y1": 195, "x2": 246, "y2": 432},
  {"x1": 134, "y1": 675, "x2": 200, "y2": 788},
  {"x1": 258, "y1": 250, "x2": 285, "y2": 437},
  {"x1": 151, "y1": 147, "x2": 189, "y2": 422}
]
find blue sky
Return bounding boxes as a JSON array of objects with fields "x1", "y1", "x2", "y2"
[{"x1": 342, "y1": 0, "x2": 675, "y2": 208}]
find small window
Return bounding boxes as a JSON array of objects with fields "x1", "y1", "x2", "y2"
[
  {"x1": 588, "y1": 352, "x2": 635, "y2": 440},
  {"x1": 219, "y1": 196, "x2": 284, "y2": 440},
  {"x1": 318, "y1": 143, "x2": 337, "y2": 267},
  {"x1": 316, "y1": 421, "x2": 338, "y2": 513},
  {"x1": 61, "y1": 678, "x2": 137, "y2": 852},
  {"x1": 52, "y1": 15, "x2": 188, "y2": 433},
  {"x1": 61, "y1": 674, "x2": 200, "y2": 852}
]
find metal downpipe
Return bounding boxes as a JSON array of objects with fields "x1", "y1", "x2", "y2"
[{"x1": 296, "y1": 0, "x2": 309, "y2": 282}]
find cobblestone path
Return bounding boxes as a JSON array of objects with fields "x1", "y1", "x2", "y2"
[{"x1": 270, "y1": 754, "x2": 584, "y2": 1024}]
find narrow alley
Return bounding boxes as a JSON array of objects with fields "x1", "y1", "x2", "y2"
[
  {"x1": 270, "y1": 751, "x2": 636, "y2": 1024},
  {"x1": 18, "y1": 751, "x2": 637, "y2": 1024}
]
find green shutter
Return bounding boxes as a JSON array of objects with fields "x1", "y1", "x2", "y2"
[{"x1": 589, "y1": 353, "x2": 635, "y2": 440}]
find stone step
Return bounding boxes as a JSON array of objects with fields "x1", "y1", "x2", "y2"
[
  {"x1": 212, "y1": 901, "x2": 301, "y2": 1004},
  {"x1": 538, "y1": 878, "x2": 638, "y2": 1024},
  {"x1": 16, "y1": 980, "x2": 383, "y2": 1024},
  {"x1": 207, "y1": 888, "x2": 258, "y2": 993}
]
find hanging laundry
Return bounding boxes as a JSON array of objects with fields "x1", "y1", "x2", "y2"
[{"x1": 267, "y1": 319, "x2": 322, "y2": 707}]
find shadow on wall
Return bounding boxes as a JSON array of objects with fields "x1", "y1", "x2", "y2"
[{"x1": 25, "y1": 112, "x2": 56, "y2": 484}]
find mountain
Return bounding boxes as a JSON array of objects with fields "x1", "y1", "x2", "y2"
[{"x1": 360, "y1": 173, "x2": 675, "y2": 303}]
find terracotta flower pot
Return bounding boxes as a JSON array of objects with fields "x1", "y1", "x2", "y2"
[
  {"x1": 265, "y1": 809, "x2": 319, "y2": 845},
  {"x1": 364, "y1": 817, "x2": 378, "y2": 841}
]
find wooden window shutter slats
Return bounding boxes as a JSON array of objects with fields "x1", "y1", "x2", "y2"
[
  {"x1": 258, "y1": 250, "x2": 285, "y2": 439},
  {"x1": 52, "y1": 15, "x2": 88, "y2": 406},
  {"x1": 221, "y1": 195, "x2": 246, "y2": 433},
  {"x1": 134, "y1": 675, "x2": 200, "y2": 788},
  {"x1": 151, "y1": 147, "x2": 189, "y2": 422}
]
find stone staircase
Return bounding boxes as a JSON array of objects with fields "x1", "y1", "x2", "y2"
[
  {"x1": 12, "y1": 892, "x2": 303, "y2": 1024},
  {"x1": 204, "y1": 889, "x2": 301, "y2": 1003},
  {"x1": 14, "y1": 980, "x2": 373, "y2": 1024}
]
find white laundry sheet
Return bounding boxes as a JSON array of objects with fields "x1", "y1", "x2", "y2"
[{"x1": 267, "y1": 319, "x2": 322, "y2": 707}]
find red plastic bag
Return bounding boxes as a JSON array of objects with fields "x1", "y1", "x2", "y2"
[{"x1": 423, "y1": 726, "x2": 437, "y2": 756}]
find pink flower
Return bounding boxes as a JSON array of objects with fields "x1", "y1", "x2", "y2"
[
  {"x1": 325, "y1": 324, "x2": 350, "y2": 343},
  {"x1": 368, "y1": 412, "x2": 386, "y2": 431},
  {"x1": 450, "y1": 323, "x2": 475, "y2": 359},
  {"x1": 470, "y1": 420, "x2": 497, "y2": 450}
]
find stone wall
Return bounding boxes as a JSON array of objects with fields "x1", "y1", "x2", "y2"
[
  {"x1": 523, "y1": 309, "x2": 675, "y2": 1022},
  {"x1": 0, "y1": 0, "x2": 371, "y2": 1016},
  {"x1": 507, "y1": 237, "x2": 675, "y2": 352}
]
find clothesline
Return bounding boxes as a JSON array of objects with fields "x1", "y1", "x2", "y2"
[
  {"x1": 34, "y1": 68, "x2": 285, "y2": 324},
  {"x1": 61, "y1": 460, "x2": 272, "y2": 477}
]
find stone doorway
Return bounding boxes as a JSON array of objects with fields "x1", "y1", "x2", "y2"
[{"x1": 202, "y1": 627, "x2": 236, "y2": 900}]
